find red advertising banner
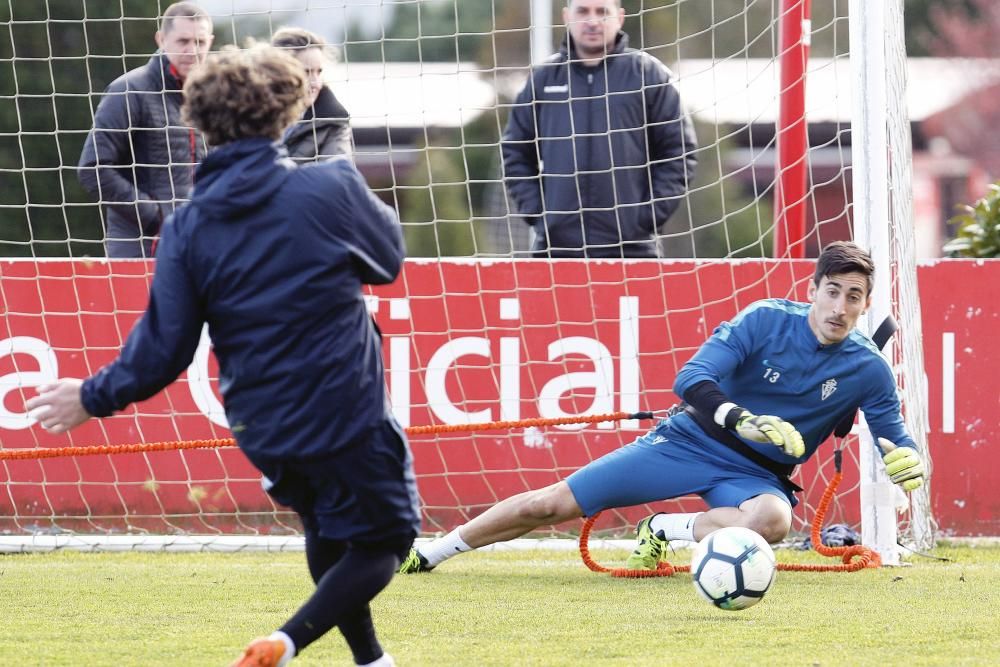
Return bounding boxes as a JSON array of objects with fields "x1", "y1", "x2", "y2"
[{"x1": 0, "y1": 259, "x2": 997, "y2": 536}]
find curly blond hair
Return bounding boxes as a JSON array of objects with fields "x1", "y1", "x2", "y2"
[{"x1": 182, "y1": 45, "x2": 309, "y2": 146}]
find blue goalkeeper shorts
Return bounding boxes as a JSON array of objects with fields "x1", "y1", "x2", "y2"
[{"x1": 566, "y1": 413, "x2": 798, "y2": 516}]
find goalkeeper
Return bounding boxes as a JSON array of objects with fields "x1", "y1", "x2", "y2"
[
  {"x1": 399, "y1": 241, "x2": 925, "y2": 574},
  {"x1": 27, "y1": 46, "x2": 418, "y2": 667}
]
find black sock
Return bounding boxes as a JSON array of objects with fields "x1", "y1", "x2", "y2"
[{"x1": 281, "y1": 536, "x2": 401, "y2": 663}]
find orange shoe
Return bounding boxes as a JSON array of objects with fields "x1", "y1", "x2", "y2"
[{"x1": 230, "y1": 637, "x2": 286, "y2": 667}]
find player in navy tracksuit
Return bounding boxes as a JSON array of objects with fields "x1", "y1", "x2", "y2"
[
  {"x1": 398, "y1": 241, "x2": 925, "y2": 574},
  {"x1": 27, "y1": 46, "x2": 418, "y2": 667}
]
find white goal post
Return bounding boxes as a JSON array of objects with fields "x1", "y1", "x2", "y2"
[{"x1": 850, "y1": 0, "x2": 934, "y2": 562}]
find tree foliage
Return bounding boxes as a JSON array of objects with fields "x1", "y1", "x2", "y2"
[{"x1": 943, "y1": 182, "x2": 1000, "y2": 257}]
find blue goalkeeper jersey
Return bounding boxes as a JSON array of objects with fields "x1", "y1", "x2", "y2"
[{"x1": 673, "y1": 298, "x2": 915, "y2": 465}]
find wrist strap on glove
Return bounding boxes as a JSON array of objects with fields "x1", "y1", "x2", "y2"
[{"x1": 713, "y1": 402, "x2": 745, "y2": 430}]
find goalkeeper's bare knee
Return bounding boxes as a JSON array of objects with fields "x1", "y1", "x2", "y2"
[
  {"x1": 518, "y1": 483, "x2": 582, "y2": 525},
  {"x1": 742, "y1": 517, "x2": 789, "y2": 544},
  {"x1": 737, "y1": 496, "x2": 792, "y2": 543}
]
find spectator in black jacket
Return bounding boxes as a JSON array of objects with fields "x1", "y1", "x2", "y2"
[
  {"x1": 272, "y1": 27, "x2": 352, "y2": 163},
  {"x1": 78, "y1": 2, "x2": 214, "y2": 258},
  {"x1": 29, "y1": 45, "x2": 417, "y2": 667},
  {"x1": 503, "y1": 0, "x2": 697, "y2": 258}
]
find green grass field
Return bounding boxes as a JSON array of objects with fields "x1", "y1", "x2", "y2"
[{"x1": 2, "y1": 545, "x2": 998, "y2": 665}]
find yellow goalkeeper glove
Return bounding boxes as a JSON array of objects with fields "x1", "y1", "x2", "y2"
[
  {"x1": 877, "y1": 438, "x2": 925, "y2": 491},
  {"x1": 733, "y1": 410, "x2": 805, "y2": 458}
]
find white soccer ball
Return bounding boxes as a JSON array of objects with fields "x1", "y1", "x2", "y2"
[{"x1": 690, "y1": 526, "x2": 777, "y2": 611}]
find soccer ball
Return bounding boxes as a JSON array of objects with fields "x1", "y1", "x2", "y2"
[{"x1": 690, "y1": 526, "x2": 777, "y2": 611}]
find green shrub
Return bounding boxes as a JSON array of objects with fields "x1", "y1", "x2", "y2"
[{"x1": 943, "y1": 182, "x2": 1000, "y2": 257}]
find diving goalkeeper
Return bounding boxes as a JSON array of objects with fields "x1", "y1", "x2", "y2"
[
  {"x1": 399, "y1": 241, "x2": 925, "y2": 574},
  {"x1": 27, "y1": 45, "x2": 418, "y2": 667}
]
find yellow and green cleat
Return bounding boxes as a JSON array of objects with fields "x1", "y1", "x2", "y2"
[
  {"x1": 398, "y1": 547, "x2": 434, "y2": 574},
  {"x1": 625, "y1": 514, "x2": 668, "y2": 570}
]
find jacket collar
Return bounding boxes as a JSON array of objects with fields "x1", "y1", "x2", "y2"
[
  {"x1": 302, "y1": 86, "x2": 345, "y2": 122},
  {"x1": 150, "y1": 52, "x2": 184, "y2": 91}
]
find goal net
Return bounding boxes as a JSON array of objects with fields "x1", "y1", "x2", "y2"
[{"x1": 0, "y1": 0, "x2": 933, "y2": 555}]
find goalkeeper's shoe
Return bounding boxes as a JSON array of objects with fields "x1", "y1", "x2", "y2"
[
  {"x1": 625, "y1": 513, "x2": 668, "y2": 571},
  {"x1": 230, "y1": 637, "x2": 286, "y2": 667},
  {"x1": 398, "y1": 547, "x2": 434, "y2": 574}
]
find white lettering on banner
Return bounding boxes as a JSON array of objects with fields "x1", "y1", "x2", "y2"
[
  {"x1": 499, "y1": 298, "x2": 520, "y2": 422},
  {"x1": 0, "y1": 336, "x2": 58, "y2": 430},
  {"x1": 425, "y1": 337, "x2": 493, "y2": 424},
  {"x1": 405, "y1": 297, "x2": 639, "y2": 429},
  {"x1": 500, "y1": 338, "x2": 520, "y2": 421},
  {"x1": 419, "y1": 335, "x2": 523, "y2": 426},
  {"x1": 0, "y1": 318, "x2": 957, "y2": 437},
  {"x1": 390, "y1": 337, "x2": 410, "y2": 427},
  {"x1": 539, "y1": 337, "x2": 615, "y2": 431},
  {"x1": 188, "y1": 325, "x2": 228, "y2": 428},
  {"x1": 388, "y1": 298, "x2": 411, "y2": 427}
]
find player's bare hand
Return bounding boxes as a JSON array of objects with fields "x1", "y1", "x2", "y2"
[
  {"x1": 25, "y1": 379, "x2": 91, "y2": 434},
  {"x1": 735, "y1": 411, "x2": 805, "y2": 458}
]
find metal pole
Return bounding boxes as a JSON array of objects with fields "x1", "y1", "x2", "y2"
[
  {"x1": 531, "y1": 0, "x2": 554, "y2": 66},
  {"x1": 774, "y1": 0, "x2": 811, "y2": 258}
]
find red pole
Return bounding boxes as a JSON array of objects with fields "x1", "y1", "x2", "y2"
[{"x1": 774, "y1": 0, "x2": 811, "y2": 258}]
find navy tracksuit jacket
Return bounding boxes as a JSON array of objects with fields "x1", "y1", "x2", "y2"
[{"x1": 82, "y1": 138, "x2": 405, "y2": 465}]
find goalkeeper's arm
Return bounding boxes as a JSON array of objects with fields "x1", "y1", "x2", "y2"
[{"x1": 683, "y1": 380, "x2": 805, "y2": 458}]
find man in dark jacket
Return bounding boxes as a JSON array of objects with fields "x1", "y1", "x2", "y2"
[
  {"x1": 77, "y1": 2, "x2": 214, "y2": 258},
  {"x1": 503, "y1": 0, "x2": 697, "y2": 258},
  {"x1": 29, "y1": 45, "x2": 418, "y2": 667}
]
